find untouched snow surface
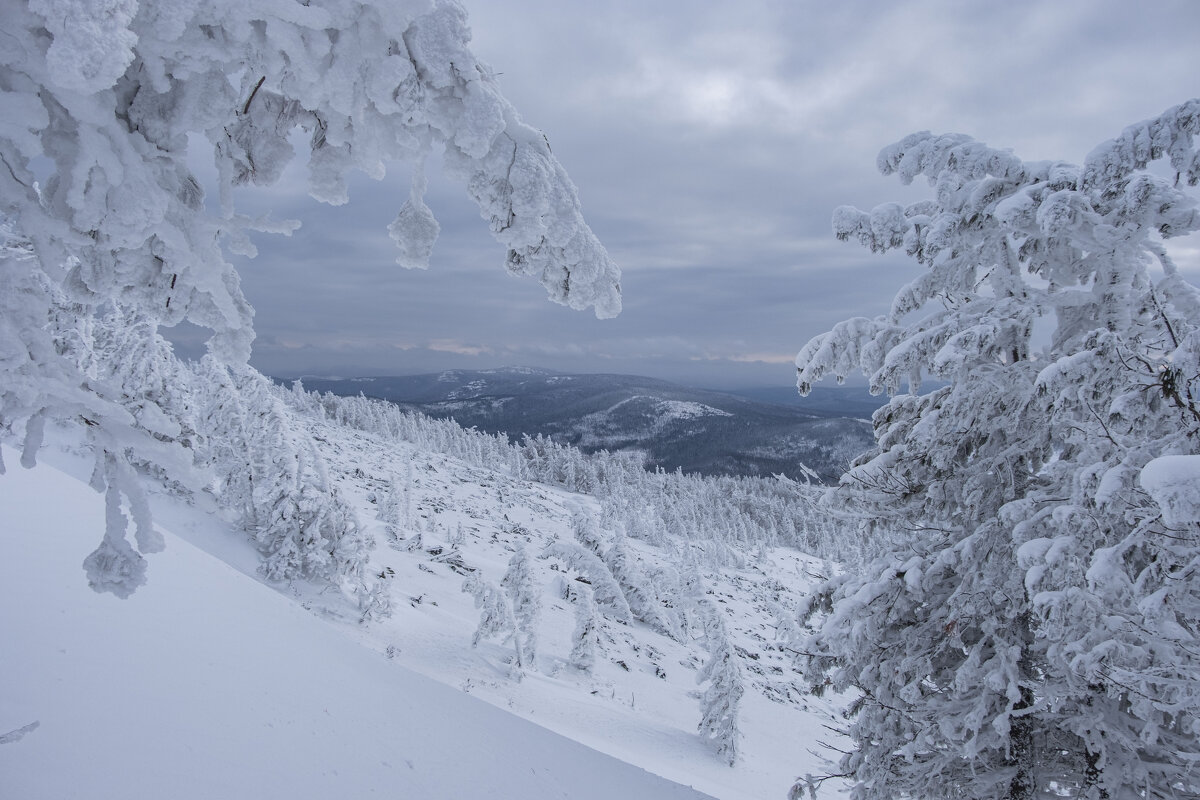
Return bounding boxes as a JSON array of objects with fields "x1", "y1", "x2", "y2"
[{"x1": 0, "y1": 448, "x2": 716, "y2": 800}]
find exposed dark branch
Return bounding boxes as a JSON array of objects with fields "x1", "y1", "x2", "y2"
[{"x1": 242, "y1": 76, "x2": 266, "y2": 116}]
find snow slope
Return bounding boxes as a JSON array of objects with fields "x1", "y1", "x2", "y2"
[
  {"x1": 2, "y1": 396, "x2": 848, "y2": 800},
  {"x1": 284, "y1": 411, "x2": 843, "y2": 800},
  {"x1": 0, "y1": 449, "x2": 716, "y2": 800}
]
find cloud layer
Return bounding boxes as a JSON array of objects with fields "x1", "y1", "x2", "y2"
[{"x1": 201, "y1": 0, "x2": 1200, "y2": 390}]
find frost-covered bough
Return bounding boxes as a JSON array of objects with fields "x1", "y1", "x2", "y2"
[
  {"x1": 0, "y1": 0, "x2": 620, "y2": 594},
  {"x1": 540, "y1": 539, "x2": 634, "y2": 625},
  {"x1": 796, "y1": 101, "x2": 1200, "y2": 799}
]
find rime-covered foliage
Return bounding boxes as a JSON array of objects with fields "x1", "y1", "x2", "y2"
[
  {"x1": 376, "y1": 474, "x2": 405, "y2": 547},
  {"x1": 696, "y1": 600, "x2": 743, "y2": 766},
  {"x1": 567, "y1": 583, "x2": 601, "y2": 673},
  {"x1": 568, "y1": 507, "x2": 676, "y2": 636},
  {"x1": 184, "y1": 359, "x2": 377, "y2": 593},
  {"x1": 797, "y1": 100, "x2": 1200, "y2": 799},
  {"x1": 541, "y1": 540, "x2": 634, "y2": 625},
  {"x1": 603, "y1": 531, "x2": 676, "y2": 637},
  {"x1": 462, "y1": 572, "x2": 522, "y2": 668},
  {"x1": 502, "y1": 545, "x2": 541, "y2": 667},
  {"x1": 0, "y1": 0, "x2": 620, "y2": 593}
]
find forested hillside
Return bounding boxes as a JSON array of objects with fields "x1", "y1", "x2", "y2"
[
  {"x1": 2, "y1": 360, "x2": 861, "y2": 799},
  {"x1": 300, "y1": 368, "x2": 874, "y2": 482}
]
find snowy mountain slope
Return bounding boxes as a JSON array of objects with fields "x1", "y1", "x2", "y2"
[
  {"x1": 286, "y1": 410, "x2": 847, "y2": 800},
  {"x1": 0, "y1": 448, "x2": 717, "y2": 800},
  {"x1": 298, "y1": 369, "x2": 873, "y2": 483},
  {"x1": 2, "y1": 403, "x2": 849, "y2": 800}
]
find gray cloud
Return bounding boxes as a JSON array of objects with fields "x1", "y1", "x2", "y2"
[{"x1": 195, "y1": 0, "x2": 1200, "y2": 392}]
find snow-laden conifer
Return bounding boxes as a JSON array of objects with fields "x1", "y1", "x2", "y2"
[
  {"x1": 797, "y1": 99, "x2": 1200, "y2": 800},
  {"x1": 540, "y1": 540, "x2": 633, "y2": 624},
  {"x1": 0, "y1": 0, "x2": 620, "y2": 593},
  {"x1": 571, "y1": 506, "x2": 610, "y2": 555},
  {"x1": 567, "y1": 583, "x2": 601, "y2": 673},
  {"x1": 604, "y1": 533, "x2": 675, "y2": 637},
  {"x1": 501, "y1": 545, "x2": 541, "y2": 668},
  {"x1": 376, "y1": 474, "x2": 405, "y2": 547},
  {"x1": 462, "y1": 572, "x2": 524, "y2": 671},
  {"x1": 695, "y1": 600, "x2": 743, "y2": 766}
]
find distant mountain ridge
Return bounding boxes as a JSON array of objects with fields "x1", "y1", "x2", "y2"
[{"x1": 295, "y1": 368, "x2": 877, "y2": 483}]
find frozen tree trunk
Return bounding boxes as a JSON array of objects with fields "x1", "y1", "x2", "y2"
[{"x1": 1006, "y1": 614, "x2": 1035, "y2": 800}]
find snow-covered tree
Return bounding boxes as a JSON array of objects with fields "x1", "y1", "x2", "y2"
[
  {"x1": 570, "y1": 506, "x2": 673, "y2": 635},
  {"x1": 570, "y1": 506, "x2": 610, "y2": 555},
  {"x1": 567, "y1": 583, "x2": 600, "y2": 673},
  {"x1": 797, "y1": 100, "x2": 1200, "y2": 799},
  {"x1": 501, "y1": 545, "x2": 541, "y2": 667},
  {"x1": 462, "y1": 572, "x2": 523, "y2": 669},
  {"x1": 0, "y1": 0, "x2": 621, "y2": 592},
  {"x1": 258, "y1": 442, "x2": 372, "y2": 586},
  {"x1": 540, "y1": 540, "x2": 633, "y2": 624},
  {"x1": 696, "y1": 600, "x2": 743, "y2": 766},
  {"x1": 603, "y1": 532, "x2": 674, "y2": 637},
  {"x1": 376, "y1": 474, "x2": 405, "y2": 547}
]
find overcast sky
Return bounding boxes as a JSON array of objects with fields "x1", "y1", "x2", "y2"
[{"x1": 214, "y1": 0, "x2": 1200, "y2": 390}]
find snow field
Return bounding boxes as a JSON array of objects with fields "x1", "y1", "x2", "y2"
[
  {"x1": 0, "y1": 446, "x2": 717, "y2": 800},
  {"x1": 2, "y1": 410, "x2": 847, "y2": 800}
]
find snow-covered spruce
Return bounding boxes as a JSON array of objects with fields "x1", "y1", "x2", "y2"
[
  {"x1": 604, "y1": 529, "x2": 677, "y2": 638},
  {"x1": 541, "y1": 540, "x2": 634, "y2": 625},
  {"x1": 567, "y1": 582, "x2": 602, "y2": 673},
  {"x1": 502, "y1": 545, "x2": 542, "y2": 668},
  {"x1": 1, "y1": 0, "x2": 619, "y2": 594},
  {"x1": 797, "y1": 100, "x2": 1200, "y2": 800},
  {"x1": 696, "y1": 599, "x2": 744, "y2": 766}
]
